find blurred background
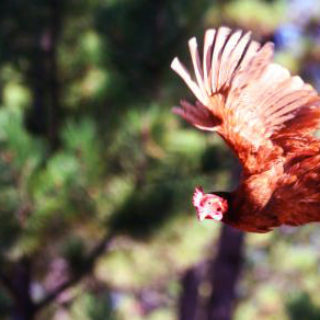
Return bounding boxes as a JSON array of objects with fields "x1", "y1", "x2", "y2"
[{"x1": 0, "y1": 0, "x2": 320, "y2": 319}]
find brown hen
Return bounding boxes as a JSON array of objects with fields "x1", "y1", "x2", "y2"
[{"x1": 171, "y1": 26, "x2": 320, "y2": 232}]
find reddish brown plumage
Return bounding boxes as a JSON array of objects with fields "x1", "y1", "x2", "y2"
[{"x1": 171, "y1": 26, "x2": 320, "y2": 233}]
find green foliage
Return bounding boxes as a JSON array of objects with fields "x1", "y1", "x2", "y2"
[
  {"x1": 110, "y1": 183, "x2": 175, "y2": 238},
  {"x1": 61, "y1": 236, "x2": 86, "y2": 272},
  {"x1": 286, "y1": 292, "x2": 320, "y2": 320},
  {"x1": 71, "y1": 291, "x2": 115, "y2": 320},
  {"x1": 222, "y1": 0, "x2": 285, "y2": 30}
]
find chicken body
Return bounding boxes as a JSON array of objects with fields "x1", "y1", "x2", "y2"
[
  {"x1": 172, "y1": 27, "x2": 320, "y2": 232},
  {"x1": 267, "y1": 140, "x2": 320, "y2": 227},
  {"x1": 225, "y1": 144, "x2": 320, "y2": 232}
]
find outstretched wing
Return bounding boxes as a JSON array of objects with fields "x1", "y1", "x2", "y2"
[{"x1": 171, "y1": 27, "x2": 320, "y2": 174}]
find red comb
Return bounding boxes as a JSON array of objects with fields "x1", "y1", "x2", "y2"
[{"x1": 193, "y1": 186, "x2": 204, "y2": 207}]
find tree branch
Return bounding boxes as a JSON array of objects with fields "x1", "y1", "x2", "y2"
[
  {"x1": 34, "y1": 232, "x2": 114, "y2": 312},
  {"x1": 0, "y1": 271, "x2": 16, "y2": 298}
]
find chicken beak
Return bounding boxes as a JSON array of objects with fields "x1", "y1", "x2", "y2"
[
  {"x1": 197, "y1": 209, "x2": 223, "y2": 222},
  {"x1": 211, "y1": 211, "x2": 223, "y2": 221}
]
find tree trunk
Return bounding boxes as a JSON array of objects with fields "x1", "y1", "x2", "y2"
[
  {"x1": 27, "y1": 0, "x2": 62, "y2": 150},
  {"x1": 11, "y1": 258, "x2": 35, "y2": 320},
  {"x1": 46, "y1": 0, "x2": 62, "y2": 150},
  {"x1": 178, "y1": 264, "x2": 203, "y2": 320},
  {"x1": 206, "y1": 226, "x2": 244, "y2": 320}
]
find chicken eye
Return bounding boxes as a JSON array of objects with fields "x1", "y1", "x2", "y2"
[{"x1": 217, "y1": 207, "x2": 221, "y2": 212}]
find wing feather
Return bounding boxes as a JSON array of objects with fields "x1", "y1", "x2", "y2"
[
  {"x1": 189, "y1": 37, "x2": 207, "y2": 99},
  {"x1": 218, "y1": 30, "x2": 242, "y2": 89},
  {"x1": 211, "y1": 27, "x2": 232, "y2": 91},
  {"x1": 225, "y1": 31, "x2": 252, "y2": 85},
  {"x1": 269, "y1": 93, "x2": 315, "y2": 118},
  {"x1": 171, "y1": 27, "x2": 320, "y2": 173},
  {"x1": 203, "y1": 29, "x2": 216, "y2": 94}
]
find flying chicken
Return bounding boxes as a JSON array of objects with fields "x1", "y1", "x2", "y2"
[{"x1": 171, "y1": 26, "x2": 320, "y2": 232}]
